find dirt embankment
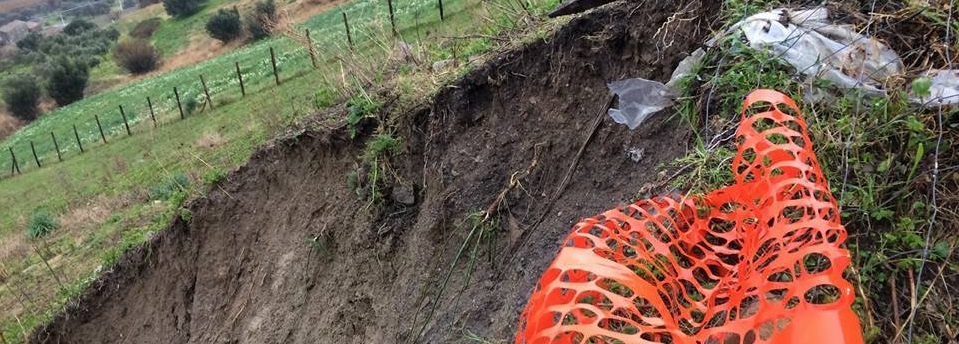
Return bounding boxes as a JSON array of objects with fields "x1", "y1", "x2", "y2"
[{"x1": 31, "y1": 1, "x2": 717, "y2": 343}]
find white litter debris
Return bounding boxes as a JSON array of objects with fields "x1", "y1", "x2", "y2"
[
  {"x1": 607, "y1": 78, "x2": 676, "y2": 130},
  {"x1": 606, "y1": 6, "x2": 958, "y2": 130}
]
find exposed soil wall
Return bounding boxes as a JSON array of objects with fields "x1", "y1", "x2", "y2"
[{"x1": 31, "y1": 1, "x2": 718, "y2": 343}]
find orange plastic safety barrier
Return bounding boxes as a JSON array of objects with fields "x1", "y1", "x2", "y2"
[{"x1": 516, "y1": 90, "x2": 864, "y2": 344}]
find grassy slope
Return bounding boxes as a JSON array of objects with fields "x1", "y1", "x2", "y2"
[{"x1": 0, "y1": 0, "x2": 559, "y2": 341}]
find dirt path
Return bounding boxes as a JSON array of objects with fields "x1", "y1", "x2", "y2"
[{"x1": 30, "y1": 1, "x2": 718, "y2": 343}]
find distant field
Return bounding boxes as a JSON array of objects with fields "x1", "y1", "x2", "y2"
[{"x1": 0, "y1": 0, "x2": 44, "y2": 12}]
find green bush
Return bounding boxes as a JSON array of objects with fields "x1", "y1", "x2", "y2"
[
  {"x1": 27, "y1": 209, "x2": 58, "y2": 239},
  {"x1": 2, "y1": 74, "x2": 42, "y2": 121},
  {"x1": 130, "y1": 18, "x2": 162, "y2": 39},
  {"x1": 16, "y1": 32, "x2": 42, "y2": 51},
  {"x1": 162, "y1": 0, "x2": 206, "y2": 18},
  {"x1": 206, "y1": 7, "x2": 242, "y2": 43},
  {"x1": 63, "y1": 19, "x2": 97, "y2": 36},
  {"x1": 113, "y1": 40, "x2": 161, "y2": 74},
  {"x1": 149, "y1": 173, "x2": 191, "y2": 201},
  {"x1": 46, "y1": 57, "x2": 90, "y2": 107},
  {"x1": 246, "y1": 0, "x2": 278, "y2": 40}
]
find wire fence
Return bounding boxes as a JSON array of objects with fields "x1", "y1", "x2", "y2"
[{"x1": 0, "y1": 0, "x2": 480, "y2": 180}]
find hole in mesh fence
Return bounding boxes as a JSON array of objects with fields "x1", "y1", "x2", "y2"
[
  {"x1": 773, "y1": 103, "x2": 802, "y2": 119},
  {"x1": 708, "y1": 217, "x2": 736, "y2": 234},
  {"x1": 790, "y1": 134, "x2": 806, "y2": 148},
  {"x1": 598, "y1": 278, "x2": 635, "y2": 299},
  {"x1": 578, "y1": 291, "x2": 613, "y2": 311},
  {"x1": 804, "y1": 284, "x2": 841, "y2": 305},
  {"x1": 561, "y1": 269, "x2": 598, "y2": 283},
  {"x1": 620, "y1": 243, "x2": 639, "y2": 259},
  {"x1": 679, "y1": 318, "x2": 701, "y2": 336},
  {"x1": 785, "y1": 296, "x2": 800, "y2": 309},
  {"x1": 600, "y1": 317, "x2": 639, "y2": 336},
  {"x1": 587, "y1": 334, "x2": 628, "y2": 344},
  {"x1": 765, "y1": 132, "x2": 789, "y2": 145},
  {"x1": 766, "y1": 269, "x2": 794, "y2": 282},
  {"x1": 803, "y1": 252, "x2": 832, "y2": 274},
  {"x1": 680, "y1": 279, "x2": 705, "y2": 302},
  {"x1": 670, "y1": 245, "x2": 694, "y2": 269},
  {"x1": 739, "y1": 295, "x2": 760, "y2": 318},
  {"x1": 764, "y1": 288, "x2": 788, "y2": 304},
  {"x1": 566, "y1": 235, "x2": 597, "y2": 249},
  {"x1": 704, "y1": 332, "x2": 741, "y2": 344},
  {"x1": 744, "y1": 100, "x2": 776, "y2": 118},
  {"x1": 693, "y1": 267, "x2": 720, "y2": 290},
  {"x1": 633, "y1": 296, "x2": 662, "y2": 318},
  {"x1": 644, "y1": 222, "x2": 671, "y2": 244},
  {"x1": 688, "y1": 243, "x2": 707, "y2": 260},
  {"x1": 705, "y1": 310, "x2": 728, "y2": 329},
  {"x1": 750, "y1": 116, "x2": 779, "y2": 133},
  {"x1": 563, "y1": 308, "x2": 599, "y2": 325},
  {"x1": 720, "y1": 202, "x2": 743, "y2": 214},
  {"x1": 780, "y1": 205, "x2": 807, "y2": 223}
]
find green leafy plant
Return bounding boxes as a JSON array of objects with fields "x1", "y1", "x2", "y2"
[
  {"x1": 46, "y1": 57, "x2": 90, "y2": 107},
  {"x1": 206, "y1": 8, "x2": 243, "y2": 43},
  {"x1": 2, "y1": 73, "x2": 42, "y2": 121},
  {"x1": 346, "y1": 94, "x2": 382, "y2": 138},
  {"x1": 27, "y1": 208, "x2": 59, "y2": 239},
  {"x1": 149, "y1": 172, "x2": 191, "y2": 201},
  {"x1": 113, "y1": 40, "x2": 161, "y2": 75},
  {"x1": 162, "y1": 0, "x2": 206, "y2": 18}
]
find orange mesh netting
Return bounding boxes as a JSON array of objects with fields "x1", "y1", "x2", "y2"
[{"x1": 515, "y1": 90, "x2": 864, "y2": 344}]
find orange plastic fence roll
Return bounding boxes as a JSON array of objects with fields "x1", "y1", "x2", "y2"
[{"x1": 515, "y1": 89, "x2": 864, "y2": 344}]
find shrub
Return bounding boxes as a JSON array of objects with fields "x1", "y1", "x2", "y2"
[
  {"x1": 162, "y1": 0, "x2": 206, "y2": 18},
  {"x1": 130, "y1": 18, "x2": 162, "y2": 39},
  {"x1": 63, "y1": 19, "x2": 97, "y2": 36},
  {"x1": 27, "y1": 209, "x2": 58, "y2": 239},
  {"x1": 16, "y1": 31, "x2": 42, "y2": 51},
  {"x1": 113, "y1": 39, "x2": 160, "y2": 74},
  {"x1": 205, "y1": 7, "x2": 242, "y2": 43},
  {"x1": 149, "y1": 172, "x2": 191, "y2": 200},
  {"x1": 46, "y1": 57, "x2": 90, "y2": 106},
  {"x1": 2, "y1": 74, "x2": 42, "y2": 121},
  {"x1": 246, "y1": 0, "x2": 278, "y2": 40}
]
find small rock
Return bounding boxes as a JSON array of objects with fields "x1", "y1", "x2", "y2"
[
  {"x1": 432, "y1": 59, "x2": 453, "y2": 72},
  {"x1": 392, "y1": 185, "x2": 416, "y2": 205},
  {"x1": 625, "y1": 147, "x2": 645, "y2": 163}
]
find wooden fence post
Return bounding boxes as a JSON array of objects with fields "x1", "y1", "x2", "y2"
[
  {"x1": 174, "y1": 87, "x2": 185, "y2": 119},
  {"x1": 270, "y1": 47, "x2": 280, "y2": 86},
  {"x1": 51, "y1": 132, "x2": 62, "y2": 162},
  {"x1": 200, "y1": 75, "x2": 213, "y2": 110},
  {"x1": 95, "y1": 114, "x2": 107, "y2": 144},
  {"x1": 343, "y1": 12, "x2": 354, "y2": 49},
  {"x1": 147, "y1": 96, "x2": 157, "y2": 127},
  {"x1": 29, "y1": 141, "x2": 40, "y2": 168},
  {"x1": 235, "y1": 62, "x2": 246, "y2": 97},
  {"x1": 387, "y1": 0, "x2": 397, "y2": 38},
  {"x1": 439, "y1": 0, "x2": 445, "y2": 21},
  {"x1": 8, "y1": 147, "x2": 19, "y2": 175},
  {"x1": 305, "y1": 29, "x2": 318, "y2": 69},
  {"x1": 73, "y1": 124, "x2": 84, "y2": 153},
  {"x1": 119, "y1": 105, "x2": 131, "y2": 136}
]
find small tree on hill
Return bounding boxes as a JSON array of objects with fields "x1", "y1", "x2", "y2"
[
  {"x1": 162, "y1": 0, "x2": 206, "y2": 18},
  {"x1": 206, "y1": 7, "x2": 242, "y2": 43},
  {"x1": 46, "y1": 57, "x2": 90, "y2": 106},
  {"x1": 16, "y1": 32, "x2": 42, "y2": 51},
  {"x1": 113, "y1": 39, "x2": 161, "y2": 74},
  {"x1": 2, "y1": 74, "x2": 42, "y2": 121},
  {"x1": 246, "y1": 0, "x2": 278, "y2": 40},
  {"x1": 63, "y1": 19, "x2": 97, "y2": 36}
]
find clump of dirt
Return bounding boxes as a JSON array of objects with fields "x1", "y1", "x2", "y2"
[{"x1": 30, "y1": 1, "x2": 718, "y2": 343}]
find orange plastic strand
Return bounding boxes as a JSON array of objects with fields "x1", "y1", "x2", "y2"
[{"x1": 516, "y1": 90, "x2": 864, "y2": 344}]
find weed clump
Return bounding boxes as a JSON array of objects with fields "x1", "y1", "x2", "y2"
[
  {"x1": 27, "y1": 208, "x2": 59, "y2": 239},
  {"x1": 149, "y1": 172, "x2": 191, "y2": 201}
]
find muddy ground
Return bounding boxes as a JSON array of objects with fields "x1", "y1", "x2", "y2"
[{"x1": 30, "y1": 1, "x2": 719, "y2": 343}]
